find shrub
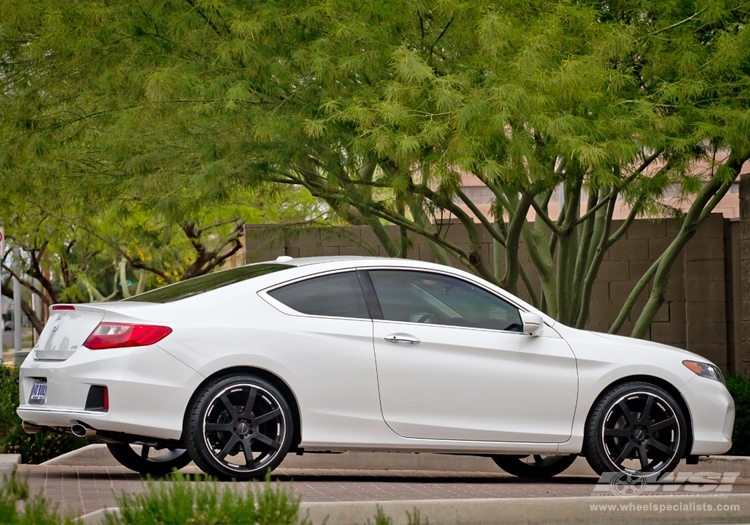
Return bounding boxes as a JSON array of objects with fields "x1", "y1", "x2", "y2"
[
  {"x1": 105, "y1": 472, "x2": 311, "y2": 525},
  {"x1": 0, "y1": 365, "x2": 88, "y2": 464},
  {"x1": 726, "y1": 375, "x2": 750, "y2": 457}
]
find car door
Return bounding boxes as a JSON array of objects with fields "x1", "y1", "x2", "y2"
[
  {"x1": 262, "y1": 270, "x2": 383, "y2": 443},
  {"x1": 365, "y1": 269, "x2": 578, "y2": 443}
]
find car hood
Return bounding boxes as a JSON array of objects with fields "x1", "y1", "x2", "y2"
[{"x1": 586, "y1": 329, "x2": 713, "y2": 364}]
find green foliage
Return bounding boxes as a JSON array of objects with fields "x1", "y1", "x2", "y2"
[
  {"x1": 105, "y1": 472, "x2": 311, "y2": 525},
  {"x1": 0, "y1": 366, "x2": 87, "y2": 464},
  {"x1": 0, "y1": 475, "x2": 76, "y2": 525},
  {"x1": 726, "y1": 376, "x2": 750, "y2": 457},
  {"x1": 361, "y1": 505, "x2": 429, "y2": 525},
  {"x1": 0, "y1": 0, "x2": 748, "y2": 335}
]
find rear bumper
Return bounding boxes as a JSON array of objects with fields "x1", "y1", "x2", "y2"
[
  {"x1": 679, "y1": 376, "x2": 735, "y2": 455},
  {"x1": 17, "y1": 345, "x2": 203, "y2": 441}
]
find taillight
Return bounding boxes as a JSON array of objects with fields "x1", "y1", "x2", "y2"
[
  {"x1": 83, "y1": 323, "x2": 172, "y2": 350},
  {"x1": 51, "y1": 305, "x2": 75, "y2": 311}
]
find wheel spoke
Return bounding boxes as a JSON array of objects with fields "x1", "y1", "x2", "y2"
[
  {"x1": 649, "y1": 416, "x2": 676, "y2": 432},
  {"x1": 241, "y1": 437, "x2": 254, "y2": 464},
  {"x1": 614, "y1": 440, "x2": 636, "y2": 465},
  {"x1": 239, "y1": 388, "x2": 257, "y2": 418},
  {"x1": 617, "y1": 400, "x2": 636, "y2": 426},
  {"x1": 252, "y1": 432, "x2": 280, "y2": 449},
  {"x1": 604, "y1": 428, "x2": 631, "y2": 438},
  {"x1": 647, "y1": 439, "x2": 672, "y2": 455},
  {"x1": 141, "y1": 445, "x2": 150, "y2": 459},
  {"x1": 637, "y1": 444, "x2": 649, "y2": 470},
  {"x1": 217, "y1": 434, "x2": 240, "y2": 460},
  {"x1": 220, "y1": 394, "x2": 239, "y2": 421},
  {"x1": 639, "y1": 396, "x2": 654, "y2": 424},
  {"x1": 206, "y1": 422, "x2": 234, "y2": 432},
  {"x1": 254, "y1": 408, "x2": 282, "y2": 425}
]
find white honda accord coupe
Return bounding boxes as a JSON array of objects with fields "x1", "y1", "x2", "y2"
[{"x1": 17, "y1": 256, "x2": 734, "y2": 480}]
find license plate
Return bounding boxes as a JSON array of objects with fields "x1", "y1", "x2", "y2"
[{"x1": 29, "y1": 380, "x2": 47, "y2": 404}]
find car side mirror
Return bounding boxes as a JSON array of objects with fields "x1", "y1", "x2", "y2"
[{"x1": 520, "y1": 311, "x2": 544, "y2": 337}]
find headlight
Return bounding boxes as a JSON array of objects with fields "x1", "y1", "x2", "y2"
[{"x1": 683, "y1": 360, "x2": 725, "y2": 384}]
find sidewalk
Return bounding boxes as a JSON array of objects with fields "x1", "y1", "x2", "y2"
[{"x1": 2, "y1": 447, "x2": 750, "y2": 524}]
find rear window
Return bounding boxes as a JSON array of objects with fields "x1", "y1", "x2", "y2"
[
  {"x1": 268, "y1": 271, "x2": 369, "y2": 319},
  {"x1": 124, "y1": 263, "x2": 292, "y2": 303}
]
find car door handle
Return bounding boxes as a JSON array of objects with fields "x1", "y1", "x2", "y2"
[{"x1": 384, "y1": 333, "x2": 421, "y2": 345}]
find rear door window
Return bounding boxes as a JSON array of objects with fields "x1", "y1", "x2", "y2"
[{"x1": 268, "y1": 271, "x2": 370, "y2": 319}]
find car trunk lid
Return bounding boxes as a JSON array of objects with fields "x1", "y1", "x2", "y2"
[{"x1": 33, "y1": 306, "x2": 105, "y2": 361}]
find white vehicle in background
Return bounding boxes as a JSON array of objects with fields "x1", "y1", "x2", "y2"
[{"x1": 17, "y1": 256, "x2": 734, "y2": 480}]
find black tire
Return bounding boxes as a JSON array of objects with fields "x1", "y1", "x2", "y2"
[
  {"x1": 584, "y1": 382, "x2": 687, "y2": 480},
  {"x1": 492, "y1": 454, "x2": 577, "y2": 478},
  {"x1": 184, "y1": 374, "x2": 293, "y2": 481},
  {"x1": 107, "y1": 443, "x2": 191, "y2": 476}
]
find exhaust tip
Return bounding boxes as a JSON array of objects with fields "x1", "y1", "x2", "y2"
[
  {"x1": 22, "y1": 422, "x2": 42, "y2": 435},
  {"x1": 71, "y1": 424, "x2": 96, "y2": 438}
]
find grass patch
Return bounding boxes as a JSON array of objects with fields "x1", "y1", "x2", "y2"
[
  {"x1": 362, "y1": 505, "x2": 428, "y2": 525},
  {"x1": 105, "y1": 472, "x2": 311, "y2": 525}
]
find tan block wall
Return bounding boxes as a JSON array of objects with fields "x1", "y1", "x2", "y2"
[{"x1": 246, "y1": 214, "x2": 740, "y2": 373}]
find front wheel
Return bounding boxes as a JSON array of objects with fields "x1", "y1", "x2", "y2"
[
  {"x1": 492, "y1": 454, "x2": 577, "y2": 478},
  {"x1": 584, "y1": 382, "x2": 687, "y2": 480},
  {"x1": 185, "y1": 374, "x2": 293, "y2": 481},
  {"x1": 107, "y1": 443, "x2": 191, "y2": 476}
]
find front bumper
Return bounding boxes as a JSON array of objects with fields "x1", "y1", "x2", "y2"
[
  {"x1": 17, "y1": 345, "x2": 202, "y2": 441},
  {"x1": 679, "y1": 375, "x2": 734, "y2": 455}
]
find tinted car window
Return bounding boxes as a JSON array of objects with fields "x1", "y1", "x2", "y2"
[
  {"x1": 268, "y1": 271, "x2": 369, "y2": 319},
  {"x1": 368, "y1": 270, "x2": 523, "y2": 332},
  {"x1": 125, "y1": 263, "x2": 292, "y2": 303}
]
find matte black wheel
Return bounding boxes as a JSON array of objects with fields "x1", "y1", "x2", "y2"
[
  {"x1": 185, "y1": 375, "x2": 293, "y2": 481},
  {"x1": 492, "y1": 454, "x2": 577, "y2": 478},
  {"x1": 107, "y1": 443, "x2": 191, "y2": 476},
  {"x1": 584, "y1": 382, "x2": 687, "y2": 479}
]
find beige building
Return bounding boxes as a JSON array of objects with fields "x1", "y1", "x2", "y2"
[{"x1": 457, "y1": 160, "x2": 750, "y2": 222}]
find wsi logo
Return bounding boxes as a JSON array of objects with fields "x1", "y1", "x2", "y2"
[
  {"x1": 593, "y1": 471, "x2": 740, "y2": 496},
  {"x1": 608, "y1": 472, "x2": 648, "y2": 496}
]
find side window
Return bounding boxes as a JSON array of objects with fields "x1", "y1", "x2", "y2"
[
  {"x1": 368, "y1": 270, "x2": 523, "y2": 332},
  {"x1": 268, "y1": 271, "x2": 370, "y2": 319}
]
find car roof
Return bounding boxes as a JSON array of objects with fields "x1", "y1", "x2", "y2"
[{"x1": 274, "y1": 255, "x2": 387, "y2": 267}]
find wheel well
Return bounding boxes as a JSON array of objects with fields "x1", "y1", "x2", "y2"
[
  {"x1": 585, "y1": 375, "x2": 694, "y2": 456},
  {"x1": 182, "y1": 366, "x2": 302, "y2": 451}
]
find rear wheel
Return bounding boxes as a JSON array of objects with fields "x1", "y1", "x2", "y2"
[
  {"x1": 185, "y1": 374, "x2": 293, "y2": 480},
  {"x1": 492, "y1": 454, "x2": 577, "y2": 478},
  {"x1": 107, "y1": 443, "x2": 191, "y2": 476},
  {"x1": 584, "y1": 382, "x2": 687, "y2": 480}
]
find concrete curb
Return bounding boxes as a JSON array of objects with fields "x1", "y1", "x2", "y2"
[
  {"x1": 79, "y1": 508, "x2": 116, "y2": 525},
  {"x1": 42, "y1": 445, "x2": 750, "y2": 478},
  {"x1": 0, "y1": 454, "x2": 21, "y2": 481},
  {"x1": 79, "y1": 495, "x2": 750, "y2": 525}
]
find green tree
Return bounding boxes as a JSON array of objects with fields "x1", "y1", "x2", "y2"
[
  {"x1": 1, "y1": 0, "x2": 748, "y2": 338},
  {"x1": 0, "y1": 182, "x2": 319, "y2": 332}
]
